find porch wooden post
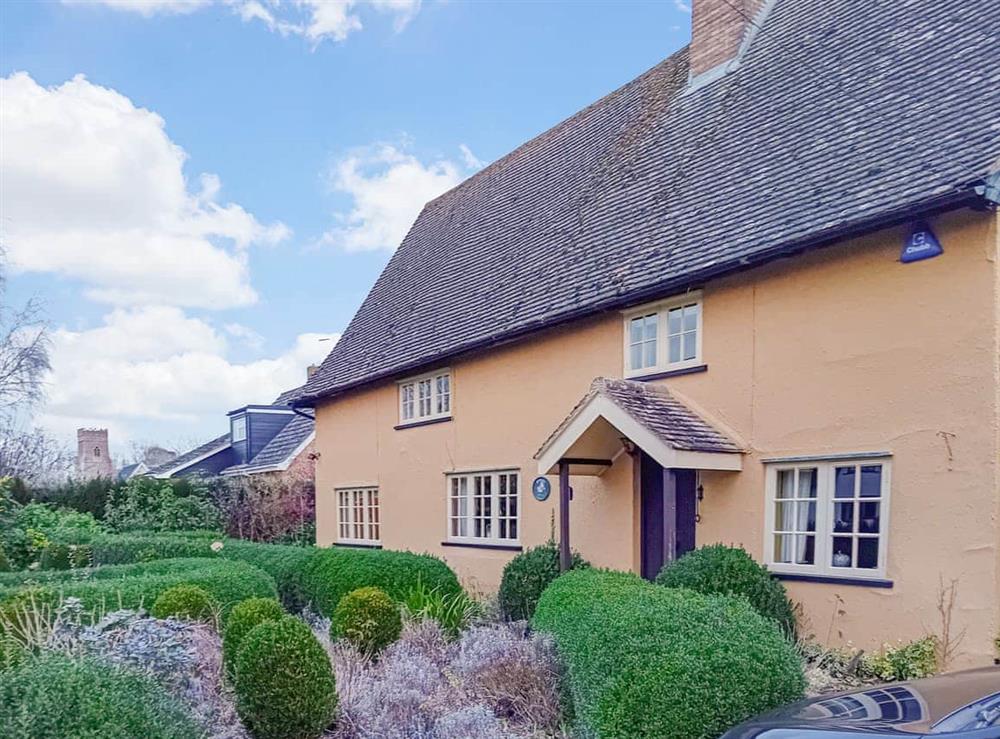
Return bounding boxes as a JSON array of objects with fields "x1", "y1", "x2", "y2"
[
  {"x1": 559, "y1": 460, "x2": 571, "y2": 572},
  {"x1": 663, "y1": 467, "x2": 677, "y2": 565}
]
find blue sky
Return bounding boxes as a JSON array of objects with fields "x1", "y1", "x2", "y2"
[{"x1": 1, "y1": 0, "x2": 690, "y2": 459}]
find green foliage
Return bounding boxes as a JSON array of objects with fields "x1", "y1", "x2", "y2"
[
  {"x1": 300, "y1": 547, "x2": 460, "y2": 616},
  {"x1": 498, "y1": 543, "x2": 588, "y2": 621},
  {"x1": 0, "y1": 652, "x2": 200, "y2": 738},
  {"x1": 214, "y1": 539, "x2": 317, "y2": 612},
  {"x1": 861, "y1": 637, "x2": 938, "y2": 682},
  {"x1": 656, "y1": 544, "x2": 797, "y2": 638},
  {"x1": 401, "y1": 578, "x2": 481, "y2": 637},
  {"x1": 29, "y1": 477, "x2": 116, "y2": 520},
  {"x1": 234, "y1": 616, "x2": 337, "y2": 739},
  {"x1": 151, "y1": 584, "x2": 216, "y2": 621},
  {"x1": 332, "y1": 586, "x2": 402, "y2": 655},
  {"x1": 0, "y1": 548, "x2": 8, "y2": 573},
  {"x1": 38, "y1": 543, "x2": 92, "y2": 571},
  {"x1": 0, "y1": 497, "x2": 101, "y2": 570},
  {"x1": 0, "y1": 558, "x2": 276, "y2": 622},
  {"x1": 223, "y1": 597, "x2": 285, "y2": 675},
  {"x1": 104, "y1": 477, "x2": 221, "y2": 533},
  {"x1": 533, "y1": 568, "x2": 805, "y2": 739}
]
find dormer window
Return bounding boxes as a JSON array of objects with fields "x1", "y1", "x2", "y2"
[
  {"x1": 398, "y1": 370, "x2": 452, "y2": 427},
  {"x1": 231, "y1": 415, "x2": 247, "y2": 443}
]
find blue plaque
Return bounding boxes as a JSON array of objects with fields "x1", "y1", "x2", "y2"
[
  {"x1": 900, "y1": 222, "x2": 943, "y2": 264},
  {"x1": 531, "y1": 476, "x2": 551, "y2": 502}
]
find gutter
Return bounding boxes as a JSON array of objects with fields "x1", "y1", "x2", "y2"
[{"x1": 295, "y1": 181, "x2": 996, "y2": 408}]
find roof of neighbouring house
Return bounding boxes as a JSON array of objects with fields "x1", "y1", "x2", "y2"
[
  {"x1": 299, "y1": 0, "x2": 1000, "y2": 405},
  {"x1": 146, "y1": 384, "x2": 314, "y2": 478},
  {"x1": 221, "y1": 414, "x2": 314, "y2": 476}
]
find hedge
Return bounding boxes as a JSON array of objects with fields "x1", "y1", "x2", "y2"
[
  {"x1": 0, "y1": 653, "x2": 200, "y2": 738},
  {"x1": 299, "y1": 547, "x2": 461, "y2": 616},
  {"x1": 0, "y1": 558, "x2": 276, "y2": 621},
  {"x1": 68, "y1": 533, "x2": 315, "y2": 610},
  {"x1": 498, "y1": 543, "x2": 588, "y2": 621},
  {"x1": 656, "y1": 544, "x2": 797, "y2": 637},
  {"x1": 533, "y1": 569, "x2": 805, "y2": 739}
]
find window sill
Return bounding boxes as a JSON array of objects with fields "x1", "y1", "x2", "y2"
[
  {"x1": 333, "y1": 541, "x2": 383, "y2": 549},
  {"x1": 627, "y1": 364, "x2": 708, "y2": 382},
  {"x1": 774, "y1": 572, "x2": 893, "y2": 589},
  {"x1": 394, "y1": 416, "x2": 452, "y2": 431},
  {"x1": 441, "y1": 541, "x2": 523, "y2": 552}
]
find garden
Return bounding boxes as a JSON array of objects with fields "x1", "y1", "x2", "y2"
[{"x1": 0, "y1": 477, "x2": 948, "y2": 738}]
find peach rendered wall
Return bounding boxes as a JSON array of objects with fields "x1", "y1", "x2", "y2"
[{"x1": 315, "y1": 208, "x2": 999, "y2": 666}]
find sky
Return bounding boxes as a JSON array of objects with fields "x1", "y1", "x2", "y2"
[{"x1": 1, "y1": 0, "x2": 691, "y2": 461}]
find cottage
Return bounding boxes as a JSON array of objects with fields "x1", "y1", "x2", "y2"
[{"x1": 297, "y1": 0, "x2": 1000, "y2": 665}]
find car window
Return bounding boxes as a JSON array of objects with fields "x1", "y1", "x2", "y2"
[{"x1": 930, "y1": 692, "x2": 1000, "y2": 733}]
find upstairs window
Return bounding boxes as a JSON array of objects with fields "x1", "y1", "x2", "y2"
[
  {"x1": 624, "y1": 293, "x2": 702, "y2": 377},
  {"x1": 231, "y1": 415, "x2": 247, "y2": 443},
  {"x1": 398, "y1": 370, "x2": 452, "y2": 426},
  {"x1": 765, "y1": 457, "x2": 890, "y2": 580}
]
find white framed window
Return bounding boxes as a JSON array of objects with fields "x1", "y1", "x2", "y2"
[
  {"x1": 398, "y1": 369, "x2": 452, "y2": 425},
  {"x1": 447, "y1": 469, "x2": 519, "y2": 545},
  {"x1": 231, "y1": 415, "x2": 247, "y2": 443},
  {"x1": 765, "y1": 457, "x2": 891, "y2": 580},
  {"x1": 623, "y1": 293, "x2": 702, "y2": 377},
  {"x1": 337, "y1": 487, "x2": 381, "y2": 545}
]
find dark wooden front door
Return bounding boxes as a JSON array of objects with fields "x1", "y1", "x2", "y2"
[{"x1": 640, "y1": 452, "x2": 697, "y2": 580}]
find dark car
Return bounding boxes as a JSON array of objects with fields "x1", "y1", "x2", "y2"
[{"x1": 722, "y1": 667, "x2": 1000, "y2": 738}]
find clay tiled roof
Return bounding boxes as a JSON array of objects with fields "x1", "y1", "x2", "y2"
[{"x1": 301, "y1": 0, "x2": 1000, "y2": 404}]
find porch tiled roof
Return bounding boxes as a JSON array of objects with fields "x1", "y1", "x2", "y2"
[
  {"x1": 300, "y1": 0, "x2": 1000, "y2": 405},
  {"x1": 592, "y1": 378, "x2": 740, "y2": 454}
]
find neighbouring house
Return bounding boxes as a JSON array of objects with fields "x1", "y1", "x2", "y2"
[
  {"x1": 118, "y1": 446, "x2": 177, "y2": 481},
  {"x1": 297, "y1": 0, "x2": 1000, "y2": 666},
  {"x1": 146, "y1": 383, "x2": 316, "y2": 481}
]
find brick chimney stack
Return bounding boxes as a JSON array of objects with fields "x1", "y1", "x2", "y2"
[
  {"x1": 689, "y1": 0, "x2": 765, "y2": 79},
  {"x1": 307, "y1": 364, "x2": 319, "y2": 380}
]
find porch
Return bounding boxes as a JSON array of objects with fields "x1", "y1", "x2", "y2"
[{"x1": 534, "y1": 377, "x2": 744, "y2": 579}]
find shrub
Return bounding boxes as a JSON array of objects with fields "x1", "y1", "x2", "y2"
[
  {"x1": 498, "y1": 543, "x2": 588, "y2": 621},
  {"x1": 401, "y1": 578, "x2": 481, "y2": 637},
  {"x1": 0, "y1": 558, "x2": 276, "y2": 622},
  {"x1": 104, "y1": 477, "x2": 221, "y2": 533},
  {"x1": 0, "y1": 652, "x2": 201, "y2": 738},
  {"x1": 656, "y1": 544, "x2": 797, "y2": 637},
  {"x1": 300, "y1": 547, "x2": 460, "y2": 616},
  {"x1": 234, "y1": 616, "x2": 337, "y2": 739},
  {"x1": 39, "y1": 542, "x2": 92, "y2": 571},
  {"x1": 152, "y1": 584, "x2": 216, "y2": 622},
  {"x1": 215, "y1": 539, "x2": 317, "y2": 611},
  {"x1": 861, "y1": 637, "x2": 938, "y2": 682},
  {"x1": 533, "y1": 568, "x2": 805, "y2": 739},
  {"x1": 223, "y1": 597, "x2": 285, "y2": 673},
  {"x1": 333, "y1": 586, "x2": 402, "y2": 655},
  {"x1": 0, "y1": 548, "x2": 8, "y2": 573}
]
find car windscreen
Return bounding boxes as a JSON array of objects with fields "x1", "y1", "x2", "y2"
[{"x1": 930, "y1": 692, "x2": 1000, "y2": 733}]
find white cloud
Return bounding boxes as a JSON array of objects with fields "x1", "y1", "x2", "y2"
[
  {"x1": 41, "y1": 306, "x2": 336, "y2": 438},
  {"x1": 65, "y1": 0, "x2": 422, "y2": 44},
  {"x1": 459, "y1": 143, "x2": 485, "y2": 170},
  {"x1": 0, "y1": 72, "x2": 289, "y2": 309},
  {"x1": 224, "y1": 322, "x2": 265, "y2": 351},
  {"x1": 321, "y1": 143, "x2": 479, "y2": 252},
  {"x1": 64, "y1": 0, "x2": 212, "y2": 16},
  {"x1": 673, "y1": 0, "x2": 691, "y2": 12}
]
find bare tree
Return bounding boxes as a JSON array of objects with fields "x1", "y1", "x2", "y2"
[
  {"x1": 0, "y1": 254, "x2": 50, "y2": 418},
  {"x1": 0, "y1": 425, "x2": 72, "y2": 484}
]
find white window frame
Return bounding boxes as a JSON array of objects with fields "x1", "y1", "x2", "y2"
[
  {"x1": 398, "y1": 369, "x2": 452, "y2": 426},
  {"x1": 336, "y1": 486, "x2": 381, "y2": 545},
  {"x1": 231, "y1": 415, "x2": 247, "y2": 443},
  {"x1": 764, "y1": 456, "x2": 891, "y2": 580},
  {"x1": 446, "y1": 469, "x2": 520, "y2": 546},
  {"x1": 622, "y1": 292, "x2": 703, "y2": 378}
]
